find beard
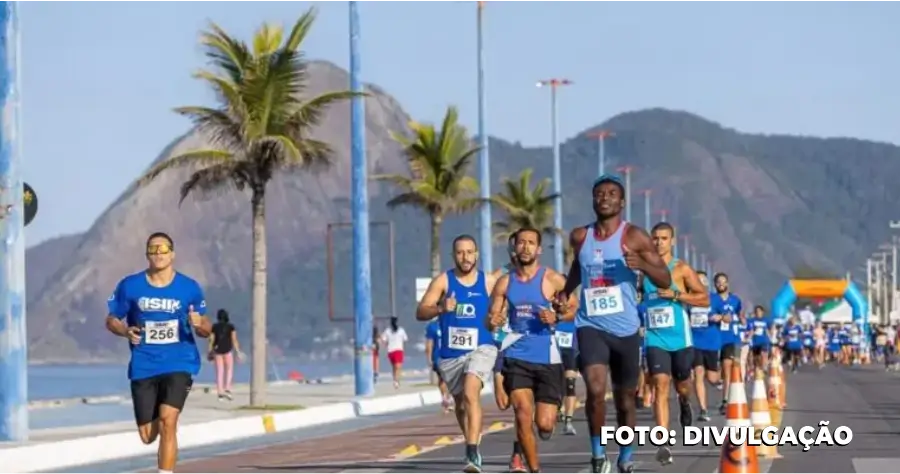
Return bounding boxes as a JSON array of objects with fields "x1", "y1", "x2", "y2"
[{"x1": 516, "y1": 255, "x2": 537, "y2": 266}]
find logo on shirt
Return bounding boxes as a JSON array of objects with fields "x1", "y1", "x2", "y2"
[
  {"x1": 138, "y1": 297, "x2": 182, "y2": 314},
  {"x1": 593, "y1": 249, "x2": 603, "y2": 263},
  {"x1": 467, "y1": 291, "x2": 481, "y2": 298},
  {"x1": 455, "y1": 303, "x2": 477, "y2": 318}
]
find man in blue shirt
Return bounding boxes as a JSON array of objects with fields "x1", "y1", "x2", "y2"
[
  {"x1": 105, "y1": 232, "x2": 212, "y2": 474},
  {"x1": 710, "y1": 272, "x2": 743, "y2": 416},
  {"x1": 688, "y1": 271, "x2": 721, "y2": 422},
  {"x1": 747, "y1": 305, "x2": 773, "y2": 378},
  {"x1": 782, "y1": 317, "x2": 804, "y2": 373}
]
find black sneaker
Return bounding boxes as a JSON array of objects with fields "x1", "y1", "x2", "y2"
[
  {"x1": 591, "y1": 456, "x2": 613, "y2": 473},
  {"x1": 679, "y1": 396, "x2": 693, "y2": 428}
]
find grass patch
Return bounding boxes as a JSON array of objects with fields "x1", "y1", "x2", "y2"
[
  {"x1": 412, "y1": 382, "x2": 433, "y2": 387},
  {"x1": 237, "y1": 404, "x2": 305, "y2": 411}
]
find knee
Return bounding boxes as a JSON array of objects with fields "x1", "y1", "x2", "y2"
[
  {"x1": 158, "y1": 415, "x2": 178, "y2": 440},
  {"x1": 565, "y1": 377, "x2": 577, "y2": 398},
  {"x1": 137, "y1": 422, "x2": 158, "y2": 445}
]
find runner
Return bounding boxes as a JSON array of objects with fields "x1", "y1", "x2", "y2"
[
  {"x1": 782, "y1": 317, "x2": 804, "y2": 372},
  {"x1": 488, "y1": 226, "x2": 572, "y2": 474},
  {"x1": 711, "y1": 272, "x2": 743, "y2": 416},
  {"x1": 802, "y1": 324, "x2": 814, "y2": 365},
  {"x1": 813, "y1": 321, "x2": 827, "y2": 368},
  {"x1": 643, "y1": 222, "x2": 709, "y2": 465},
  {"x1": 492, "y1": 233, "x2": 527, "y2": 473},
  {"x1": 559, "y1": 173, "x2": 673, "y2": 474},
  {"x1": 556, "y1": 296, "x2": 579, "y2": 436},
  {"x1": 424, "y1": 317, "x2": 452, "y2": 412},
  {"x1": 636, "y1": 293, "x2": 653, "y2": 410},
  {"x1": 688, "y1": 270, "x2": 720, "y2": 422},
  {"x1": 105, "y1": 232, "x2": 212, "y2": 474},
  {"x1": 416, "y1": 234, "x2": 499, "y2": 472},
  {"x1": 747, "y1": 305, "x2": 773, "y2": 380}
]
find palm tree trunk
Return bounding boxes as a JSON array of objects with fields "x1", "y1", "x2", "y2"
[
  {"x1": 249, "y1": 186, "x2": 268, "y2": 407},
  {"x1": 430, "y1": 213, "x2": 443, "y2": 277}
]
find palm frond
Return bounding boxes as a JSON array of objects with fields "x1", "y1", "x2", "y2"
[
  {"x1": 137, "y1": 149, "x2": 234, "y2": 187},
  {"x1": 179, "y1": 161, "x2": 251, "y2": 205},
  {"x1": 199, "y1": 22, "x2": 252, "y2": 84}
]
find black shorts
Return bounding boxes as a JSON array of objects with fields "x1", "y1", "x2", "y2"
[
  {"x1": 720, "y1": 343, "x2": 740, "y2": 361},
  {"x1": 130, "y1": 371, "x2": 193, "y2": 426},
  {"x1": 691, "y1": 348, "x2": 719, "y2": 371},
  {"x1": 576, "y1": 327, "x2": 641, "y2": 390},
  {"x1": 645, "y1": 347, "x2": 693, "y2": 381},
  {"x1": 787, "y1": 348, "x2": 803, "y2": 359},
  {"x1": 559, "y1": 348, "x2": 578, "y2": 372},
  {"x1": 751, "y1": 345, "x2": 771, "y2": 357},
  {"x1": 502, "y1": 357, "x2": 564, "y2": 405}
]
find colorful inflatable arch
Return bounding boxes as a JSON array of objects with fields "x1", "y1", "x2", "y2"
[{"x1": 770, "y1": 279, "x2": 868, "y2": 323}]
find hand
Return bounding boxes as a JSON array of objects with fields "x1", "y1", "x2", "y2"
[
  {"x1": 236, "y1": 351, "x2": 246, "y2": 363},
  {"x1": 442, "y1": 292, "x2": 457, "y2": 313},
  {"x1": 489, "y1": 311, "x2": 507, "y2": 330},
  {"x1": 638, "y1": 327, "x2": 646, "y2": 337},
  {"x1": 711, "y1": 314, "x2": 723, "y2": 322},
  {"x1": 127, "y1": 326, "x2": 142, "y2": 345},
  {"x1": 207, "y1": 351, "x2": 215, "y2": 362},
  {"x1": 657, "y1": 288, "x2": 676, "y2": 300},
  {"x1": 189, "y1": 305, "x2": 203, "y2": 328},
  {"x1": 622, "y1": 245, "x2": 643, "y2": 271},
  {"x1": 551, "y1": 292, "x2": 570, "y2": 315},
  {"x1": 539, "y1": 306, "x2": 557, "y2": 325}
]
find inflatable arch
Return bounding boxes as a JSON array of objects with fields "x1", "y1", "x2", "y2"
[{"x1": 771, "y1": 279, "x2": 868, "y2": 324}]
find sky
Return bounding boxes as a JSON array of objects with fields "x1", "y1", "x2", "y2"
[{"x1": 19, "y1": 1, "x2": 900, "y2": 246}]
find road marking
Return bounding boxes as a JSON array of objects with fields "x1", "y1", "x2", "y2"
[{"x1": 852, "y1": 457, "x2": 900, "y2": 473}]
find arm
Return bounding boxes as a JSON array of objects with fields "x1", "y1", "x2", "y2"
[
  {"x1": 231, "y1": 329, "x2": 242, "y2": 353},
  {"x1": 487, "y1": 275, "x2": 510, "y2": 331},
  {"x1": 561, "y1": 228, "x2": 586, "y2": 299},
  {"x1": 675, "y1": 263, "x2": 710, "y2": 307},
  {"x1": 485, "y1": 271, "x2": 499, "y2": 296},
  {"x1": 624, "y1": 226, "x2": 672, "y2": 289},
  {"x1": 208, "y1": 332, "x2": 216, "y2": 354},
  {"x1": 416, "y1": 274, "x2": 448, "y2": 321},
  {"x1": 424, "y1": 339, "x2": 434, "y2": 365},
  {"x1": 190, "y1": 286, "x2": 213, "y2": 337},
  {"x1": 548, "y1": 270, "x2": 578, "y2": 322},
  {"x1": 105, "y1": 281, "x2": 133, "y2": 339}
]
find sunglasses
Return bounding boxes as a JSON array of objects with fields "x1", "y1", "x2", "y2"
[{"x1": 146, "y1": 244, "x2": 173, "y2": 255}]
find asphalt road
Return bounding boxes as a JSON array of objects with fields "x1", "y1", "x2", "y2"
[{"x1": 67, "y1": 363, "x2": 900, "y2": 473}]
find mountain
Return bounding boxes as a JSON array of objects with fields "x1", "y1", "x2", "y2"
[{"x1": 25, "y1": 63, "x2": 899, "y2": 360}]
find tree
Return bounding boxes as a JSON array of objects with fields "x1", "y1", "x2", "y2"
[
  {"x1": 372, "y1": 106, "x2": 481, "y2": 276},
  {"x1": 137, "y1": 9, "x2": 357, "y2": 407},
  {"x1": 489, "y1": 167, "x2": 562, "y2": 252}
]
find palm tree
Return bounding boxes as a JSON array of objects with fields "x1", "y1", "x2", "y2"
[
  {"x1": 136, "y1": 9, "x2": 357, "y2": 407},
  {"x1": 373, "y1": 106, "x2": 481, "y2": 276},
  {"x1": 489, "y1": 167, "x2": 562, "y2": 247}
]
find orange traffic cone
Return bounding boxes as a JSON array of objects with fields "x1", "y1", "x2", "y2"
[
  {"x1": 767, "y1": 356, "x2": 782, "y2": 410},
  {"x1": 750, "y1": 369, "x2": 781, "y2": 459},
  {"x1": 776, "y1": 355, "x2": 787, "y2": 409},
  {"x1": 719, "y1": 362, "x2": 760, "y2": 473}
]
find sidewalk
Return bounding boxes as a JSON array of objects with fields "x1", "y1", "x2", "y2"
[{"x1": 1, "y1": 369, "x2": 452, "y2": 473}]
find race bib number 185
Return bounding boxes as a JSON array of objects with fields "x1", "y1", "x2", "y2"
[{"x1": 584, "y1": 285, "x2": 623, "y2": 317}]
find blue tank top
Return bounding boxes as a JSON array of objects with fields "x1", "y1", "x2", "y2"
[
  {"x1": 642, "y1": 259, "x2": 692, "y2": 351},
  {"x1": 502, "y1": 267, "x2": 560, "y2": 364},
  {"x1": 575, "y1": 222, "x2": 641, "y2": 337},
  {"x1": 439, "y1": 270, "x2": 493, "y2": 359}
]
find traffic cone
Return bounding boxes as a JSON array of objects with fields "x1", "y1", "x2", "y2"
[
  {"x1": 750, "y1": 369, "x2": 781, "y2": 459},
  {"x1": 719, "y1": 362, "x2": 760, "y2": 473},
  {"x1": 767, "y1": 356, "x2": 782, "y2": 410},
  {"x1": 776, "y1": 355, "x2": 787, "y2": 409}
]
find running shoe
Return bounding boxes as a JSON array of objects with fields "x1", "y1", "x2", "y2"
[
  {"x1": 463, "y1": 451, "x2": 483, "y2": 473},
  {"x1": 679, "y1": 396, "x2": 693, "y2": 428},
  {"x1": 616, "y1": 459, "x2": 635, "y2": 473},
  {"x1": 590, "y1": 456, "x2": 613, "y2": 473},
  {"x1": 655, "y1": 446, "x2": 673, "y2": 466},
  {"x1": 564, "y1": 418, "x2": 577, "y2": 436},
  {"x1": 697, "y1": 409, "x2": 711, "y2": 422},
  {"x1": 508, "y1": 452, "x2": 527, "y2": 473}
]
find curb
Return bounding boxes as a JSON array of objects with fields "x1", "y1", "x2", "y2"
[{"x1": 0, "y1": 385, "x2": 452, "y2": 473}]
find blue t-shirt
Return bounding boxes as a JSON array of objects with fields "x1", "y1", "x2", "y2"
[
  {"x1": 747, "y1": 316, "x2": 773, "y2": 348},
  {"x1": 425, "y1": 320, "x2": 441, "y2": 366},
  {"x1": 711, "y1": 293, "x2": 743, "y2": 346},
  {"x1": 108, "y1": 271, "x2": 207, "y2": 381},
  {"x1": 688, "y1": 299, "x2": 720, "y2": 351},
  {"x1": 783, "y1": 324, "x2": 803, "y2": 350}
]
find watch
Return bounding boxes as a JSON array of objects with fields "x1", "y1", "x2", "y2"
[{"x1": 674, "y1": 290, "x2": 682, "y2": 301}]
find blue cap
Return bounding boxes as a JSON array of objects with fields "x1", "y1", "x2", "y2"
[{"x1": 592, "y1": 173, "x2": 625, "y2": 190}]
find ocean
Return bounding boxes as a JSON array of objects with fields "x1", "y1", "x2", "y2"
[{"x1": 28, "y1": 353, "x2": 429, "y2": 401}]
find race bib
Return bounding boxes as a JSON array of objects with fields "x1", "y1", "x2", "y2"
[
  {"x1": 448, "y1": 327, "x2": 478, "y2": 351},
  {"x1": 690, "y1": 310, "x2": 708, "y2": 328},
  {"x1": 720, "y1": 321, "x2": 730, "y2": 331},
  {"x1": 584, "y1": 285, "x2": 623, "y2": 317},
  {"x1": 556, "y1": 331, "x2": 574, "y2": 348},
  {"x1": 851, "y1": 335, "x2": 860, "y2": 344},
  {"x1": 647, "y1": 306, "x2": 675, "y2": 329},
  {"x1": 145, "y1": 319, "x2": 180, "y2": 345},
  {"x1": 754, "y1": 327, "x2": 765, "y2": 336}
]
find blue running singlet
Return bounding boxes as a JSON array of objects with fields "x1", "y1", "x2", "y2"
[
  {"x1": 439, "y1": 270, "x2": 493, "y2": 360},
  {"x1": 689, "y1": 298, "x2": 720, "y2": 351},
  {"x1": 502, "y1": 267, "x2": 560, "y2": 364},
  {"x1": 574, "y1": 222, "x2": 641, "y2": 337},
  {"x1": 642, "y1": 259, "x2": 692, "y2": 351},
  {"x1": 107, "y1": 271, "x2": 207, "y2": 381}
]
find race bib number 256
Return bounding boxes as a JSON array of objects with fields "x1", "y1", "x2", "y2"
[{"x1": 145, "y1": 319, "x2": 180, "y2": 345}]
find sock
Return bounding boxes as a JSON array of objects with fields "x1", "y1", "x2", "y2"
[
  {"x1": 565, "y1": 415, "x2": 572, "y2": 423},
  {"x1": 618, "y1": 443, "x2": 635, "y2": 463},
  {"x1": 590, "y1": 435, "x2": 606, "y2": 459},
  {"x1": 513, "y1": 441, "x2": 523, "y2": 454},
  {"x1": 466, "y1": 443, "x2": 478, "y2": 458}
]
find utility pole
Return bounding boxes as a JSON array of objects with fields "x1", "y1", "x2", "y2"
[
  {"x1": 588, "y1": 130, "x2": 614, "y2": 176},
  {"x1": 475, "y1": 1, "x2": 492, "y2": 272},
  {"x1": 536, "y1": 78, "x2": 572, "y2": 272},
  {"x1": 616, "y1": 165, "x2": 633, "y2": 223}
]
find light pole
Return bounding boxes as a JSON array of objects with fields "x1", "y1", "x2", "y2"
[
  {"x1": 683, "y1": 235, "x2": 691, "y2": 268},
  {"x1": 656, "y1": 208, "x2": 668, "y2": 223},
  {"x1": 0, "y1": 1, "x2": 26, "y2": 442},
  {"x1": 616, "y1": 165, "x2": 633, "y2": 223},
  {"x1": 641, "y1": 189, "x2": 651, "y2": 230},
  {"x1": 476, "y1": 1, "x2": 492, "y2": 271},
  {"x1": 537, "y1": 78, "x2": 572, "y2": 272},
  {"x1": 349, "y1": 1, "x2": 374, "y2": 397},
  {"x1": 587, "y1": 130, "x2": 614, "y2": 176}
]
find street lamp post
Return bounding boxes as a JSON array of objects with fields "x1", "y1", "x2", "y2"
[
  {"x1": 641, "y1": 189, "x2": 651, "y2": 230},
  {"x1": 616, "y1": 165, "x2": 633, "y2": 223},
  {"x1": 476, "y1": 1, "x2": 492, "y2": 271},
  {"x1": 349, "y1": 1, "x2": 374, "y2": 398},
  {"x1": 587, "y1": 130, "x2": 614, "y2": 176},
  {"x1": 683, "y1": 235, "x2": 691, "y2": 268},
  {"x1": 0, "y1": 1, "x2": 27, "y2": 442},
  {"x1": 537, "y1": 78, "x2": 572, "y2": 272}
]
